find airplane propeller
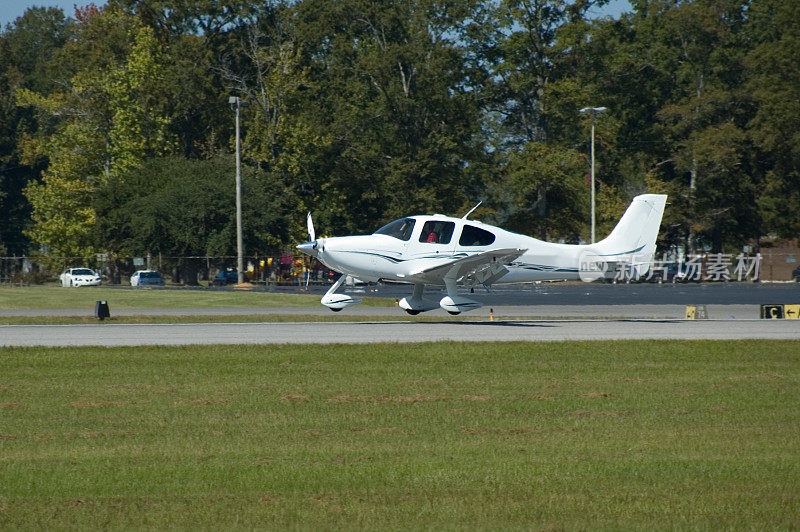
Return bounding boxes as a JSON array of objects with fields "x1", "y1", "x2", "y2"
[
  {"x1": 307, "y1": 212, "x2": 315, "y2": 242},
  {"x1": 304, "y1": 212, "x2": 317, "y2": 289}
]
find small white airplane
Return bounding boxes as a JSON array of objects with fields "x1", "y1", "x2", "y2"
[{"x1": 297, "y1": 194, "x2": 667, "y2": 314}]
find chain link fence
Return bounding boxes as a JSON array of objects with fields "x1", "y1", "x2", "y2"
[
  {"x1": 1, "y1": 249, "x2": 798, "y2": 285},
  {"x1": 0, "y1": 253, "x2": 337, "y2": 286}
]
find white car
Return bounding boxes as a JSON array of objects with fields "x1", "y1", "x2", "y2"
[{"x1": 60, "y1": 268, "x2": 102, "y2": 287}]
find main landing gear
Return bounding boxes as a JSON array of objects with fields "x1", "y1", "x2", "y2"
[{"x1": 398, "y1": 282, "x2": 482, "y2": 315}]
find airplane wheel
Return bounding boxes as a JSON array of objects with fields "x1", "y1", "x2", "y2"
[
  {"x1": 447, "y1": 311, "x2": 461, "y2": 316},
  {"x1": 330, "y1": 308, "x2": 342, "y2": 312},
  {"x1": 405, "y1": 309, "x2": 421, "y2": 316}
]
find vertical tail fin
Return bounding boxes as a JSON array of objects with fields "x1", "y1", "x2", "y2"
[{"x1": 593, "y1": 194, "x2": 667, "y2": 274}]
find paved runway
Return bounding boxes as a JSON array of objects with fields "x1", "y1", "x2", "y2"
[
  {"x1": 0, "y1": 304, "x2": 763, "y2": 319},
  {"x1": 2, "y1": 283, "x2": 798, "y2": 346},
  {"x1": 2, "y1": 318, "x2": 798, "y2": 346}
]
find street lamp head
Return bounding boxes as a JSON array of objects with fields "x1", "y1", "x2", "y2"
[
  {"x1": 580, "y1": 106, "x2": 607, "y2": 114},
  {"x1": 228, "y1": 96, "x2": 250, "y2": 111}
]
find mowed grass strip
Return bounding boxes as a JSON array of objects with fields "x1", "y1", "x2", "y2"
[
  {"x1": 0, "y1": 286, "x2": 394, "y2": 309},
  {"x1": 0, "y1": 340, "x2": 798, "y2": 529}
]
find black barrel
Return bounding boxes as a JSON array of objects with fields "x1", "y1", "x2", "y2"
[{"x1": 95, "y1": 300, "x2": 110, "y2": 320}]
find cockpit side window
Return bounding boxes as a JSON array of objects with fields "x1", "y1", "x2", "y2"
[
  {"x1": 419, "y1": 221, "x2": 455, "y2": 244},
  {"x1": 374, "y1": 218, "x2": 416, "y2": 241},
  {"x1": 459, "y1": 224, "x2": 496, "y2": 246}
]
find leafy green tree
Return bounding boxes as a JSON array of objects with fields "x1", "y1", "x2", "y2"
[
  {"x1": 104, "y1": 25, "x2": 176, "y2": 176},
  {"x1": 288, "y1": 0, "x2": 490, "y2": 235},
  {"x1": 481, "y1": 0, "x2": 606, "y2": 145},
  {"x1": 17, "y1": 8, "x2": 176, "y2": 264},
  {"x1": 576, "y1": 0, "x2": 756, "y2": 252},
  {"x1": 501, "y1": 143, "x2": 588, "y2": 240},
  {"x1": 651, "y1": 0, "x2": 754, "y2": 251},
  {"x1": 0, "y1": 7, "x2": 70, "y2": 255},
  {"x1": 746, "y1": 0, "x2": 800, "y2": 240},
  {"x1": 94, "y1": 155, "x2": 298, "y2": 283},
  {"x1": 110, "y1": 0, "x2": 247, "y2": 158}
]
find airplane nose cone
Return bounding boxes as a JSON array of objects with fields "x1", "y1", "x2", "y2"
[{"x1": 296, "y1": 241, "x2": 317, "y2": 257}]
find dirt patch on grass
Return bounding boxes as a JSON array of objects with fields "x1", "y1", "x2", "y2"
[
  {"x1": 350, "y1": 427, "x2": 403, "y2": 434},
  {"x1": 571, "y1": 410, "x2": 621, "y2": 417},
  {"x1": 580, "y1": 392, "x2": 611, "y2": 399},
  {"x1": 69, "y1": 400, "x2": 128, "y2": 408},
  {"x1": 66, "y1": 499, "x2": 89, "y2": 508},
  {"x1": 254, "y1": 457, "x2": 275, "y2": 466},
  {"x1": 618, "y1": 376, "x2": 648, "y2": 383},
  {"x1": 311, "y1": 494, "x2": 343, "y2": 513},
  {"x1": 372, "y1": 427, "x2": 402, "y2": 434},
  {"x1": 259, "y1": 494, "x2": 284, "y2": 504},
  {"x1": 109, "y1": 383, "x2": 153, "y2": 390},
  {"x1": 328, "y1": 394, "x2": 449, "y2": 404},
  {"x1": 463, "y1": 395, "x2": 492, "y2": 402},
  {"x1": 729, "y1": 373, "x2": 785, "y2": 381},
  {"x1": 461, "y1": 426, "x2": 536, "y2": 435},
  {"x1": 530, "y1": 392, "x2": 554, "y2": 401},
  {"x1": 0, "y1": 402, "x2": 22, "y2": 409},
  {"x1": 280, "y1": 394, "x2": 310, "y2": 403},
  {"x1": 175, "y1": 397, "x2": 229, "y2": 406},
  {"x1": 0, "y1": 434, "x2": 17, "y2": 440}
]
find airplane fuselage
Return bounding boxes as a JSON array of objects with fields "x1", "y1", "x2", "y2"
[
  {"x1": 297, "y1": 194, "x2": 667, "y2": 313},
  {"x1": 307, "y1": 215, "x2": 592, "y2": 285}
]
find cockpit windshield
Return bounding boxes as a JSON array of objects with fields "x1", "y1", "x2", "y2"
[{"x1": 373, "y1": 218, "x2": 416, "y2": 241}]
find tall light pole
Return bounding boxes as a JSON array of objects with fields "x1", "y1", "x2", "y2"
[
  {"x1": 579, "y1": 106, "x2": 607, "y2": 243},
  {"x1": 229, "y1": 96, "x2": 250, "y2": 284}
]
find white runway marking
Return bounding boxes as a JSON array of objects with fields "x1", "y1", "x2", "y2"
[{"x1": 1, "y1": 319, "x2": 798, "y2": 346}]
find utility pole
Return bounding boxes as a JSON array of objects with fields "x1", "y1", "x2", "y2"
[
  {"x1": 579, "y1": 106, "x2": 607, "y2": 243},
  {"x1": 229, "y1": 96, "x2": 250, "y2": 284}
]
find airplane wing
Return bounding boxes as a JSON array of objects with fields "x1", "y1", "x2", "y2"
[{"x1": 408, "y1": 248, "x2": 527, "y2": 286}]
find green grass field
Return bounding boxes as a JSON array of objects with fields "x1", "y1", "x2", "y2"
[
  {"x1": 0, "y1": 286, "x2": 394, "y2": 309},
  {"x1": 1, "y1": 340, "x2": 798, "y2": 528}
]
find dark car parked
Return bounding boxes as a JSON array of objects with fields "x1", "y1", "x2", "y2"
[
  {"x1": 646, "y1": 262, "x2": 681, "y2": 283},
  {"x1": 792, "y1": 265, "x2": 800, "y2": 282},
  {"x1": 213, "y1": 269, "x2": 238, "y2": 286},
  {"x1": 130, "y1": 270, "x2": 165, "y2": 287}
]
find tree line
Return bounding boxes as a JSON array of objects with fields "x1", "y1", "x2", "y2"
[{"x1": 0, "y1": 0, "x2": 797, "y2": 270}]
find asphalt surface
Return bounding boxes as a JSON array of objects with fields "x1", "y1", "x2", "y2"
[
  {"x1": 0, "y1": 304, "x2": 766, "y2": 319},
  {"x1": 2, "y1": 318, "x2": 798, "y2": 346},
  {"x1": 40, "y1": 280, "x2": 800, "y2": 306},
  {"x1": 1, "y1": 281, "x2": 798, "y2": 318},
  {"x1": 363, "y1": 281, "x2": 800, "y2": 305},
  {"x1": 1, "y1": 283, "x2": 798, "y2": 346}
]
